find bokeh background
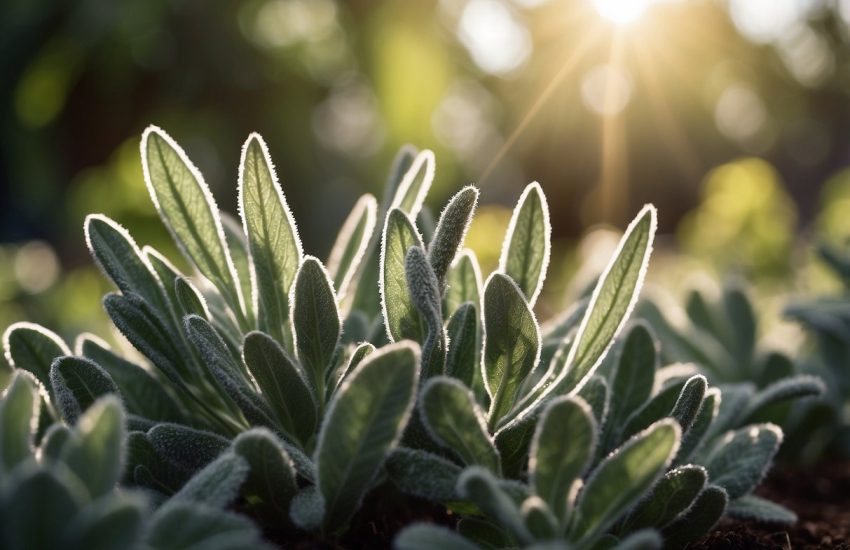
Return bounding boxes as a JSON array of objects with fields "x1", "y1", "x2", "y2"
[{"x1": 3, "y1": 0, "x2": 850, "y2": 340}]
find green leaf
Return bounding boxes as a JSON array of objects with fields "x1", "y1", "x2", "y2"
[
  {"x1": 521, "y1": 496, "x2": 558, "y2": 540},
  {"x1": 238, "y1": 134, "x2": 303, "y2": 341},
  {"x1": 570, "y1": 419, "x2": 680, "y2": 542},
  {"x1": 606, "y1": 322, "x2": 657, "y2": 439},
  {"x1": 530, "y1": 396, "x2": 596, "y2": 521},
  {"x1": 315, "y1": 341, "x2": 419, "y2": 533},
  {"x1": 669, "y1": 375, "x2": 707, "y2": 434},
  {"x1": 499, "y1": 182, "x2": 551, "y2": 306},
  {"x1": 40, "y1": 423, "x2": 72, "y2": 462},
  {"x1": 389, "y1": 149, "x2": 435, "y2": 219},
  {"x1": 420, "y1": 377, "x2": 500, "y2": 472},
  {"x1": 148, "y1": 501, "x2": 268, "y2": 550},
  {"x1": 232, "y1": 428, "x2": 298, "y2": 517},
  {"x1": 147, "y1": 422, "x2": 229, "y2": 474},
  {"x1": 621, "y1": 379, "x2": 686, "y2": 441},
  {"x1": 406, "y1": 246, "x2": 446, "y2": 375},
  {"x1": 482, "y1": 273, "x2": 541, "y2": 427},
  {"x1": 141, "y1": 126, "x2": 246, "y2": 322},
  {"x1": 385, "y1": 447, "x2": 463, "y2": 502},
  {"x1": 327, "y1": 194, "x2": 377, "y2": 298},
  {"x1": 61, "y1": 396, "x2": 127, "y2": 498},
  {"x1": 61, "y1": 493, "x2": 146, "y2": 550},
  {"x1": 621, "y1": 465, "x2": 707, "y2": 532},
  {"x1": 578, "y1": 375, "x2": 609, "y2": 427},
  {"x1": 742, "y1": 375, "x2": 824, "y2": 422},
  {"x1": 444, "y1": 249, "x2": 483, "y2": 317},
  {"x1": 722, "y1": 283, "x2": 757, "y2": 363},
  {"x1": 661, "y1": 486, "x2": 727, "y2": 549},
  {"x1": 457, "y1": 466, "x2": 533, "y2": 545},
  {"x1": 444, "y1": 302, "x2": 480, "y2": 388},
  {"x1": 613, "y1": 530, "x2": 663, "y2": 550},
  {"x1": 0, "y1": 372, "x2": 38, "y2": 471},
  {"x1": 429, "y1": 186, "x2": 479, "y2": 290},
  {"x1": 381, "y1": 208, "x2": 426, "y2": 342},
  {"x1": 172, "y1": 452, "x2": 250, "y2": 508},
  {"x1": 242, "y1": 331, "x2": 316, "y2": 446},
  {"x1": 3, "y1": 321, "x2": 70, "y2": 396},
  {"x1": 332, "y1": 341, "x2": 374, "y2": 392},
  {"x1": 174, "y1": 276, "x2": 211, "y2": 320},
  {"x1": 396, "y1": 524, "x2": 479, "y2": 550},
  {"x1": 675, "y1": 388, "x2": 719, "y2": 465},
  {"x1": 290, "y1": 257, "x2": 340, "y2": 401},
  {"x1": 289, "y1": 485, "x2": 326, "y2": 531},
  {"x1": 50, "y1": 356, "x2": 119, "y2": 424},
  {"x1": 727, "y1": 495, "x2": 796, "y2": 524},
  {"x1": 705, "y1": 423, "x2": 782, "y2": 499}
]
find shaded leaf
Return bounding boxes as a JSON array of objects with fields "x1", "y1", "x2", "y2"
[
  {"x1": 328, "y1": 194, "x2": 377, "y2": 298},
  {"x1": 50, "y1": 356, "x2": 119, "y2": 424},
  {"x1": 381, "y1": 208, "x2": 425, "y2": 342},
  {"x1": 0, "y1": 372, "x2": 38, "y2": 471},
  {"x1": 705, "y1": 423, "x2": 782, "y2": 499},
  {"x1": 499, "y1": 182, "x2": 551, "y2": 306},
  {"x1": 61, "y1": 396, "x2": 126, "y2": 497},
  {"x1": 386, "y1": 447, "x2": 463, "y2": 502},
  {"x1": 429, "y1": 186, "x2": 479, "y2": 290},
  {"x1": 172, "y1": 452, "x2": 249, "y2": 508},
  {"x1": 396, "y1": 524, "x2": 479, "y2": 550}
]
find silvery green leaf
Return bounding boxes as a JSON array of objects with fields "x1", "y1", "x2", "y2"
[
  {"x1": 669, "y1": 375, "x2": 707, "y2": 434},
  {"x1": 327, "y1": 194, "x2": 377, "y2": 299},
  {"x1": 661, "y1": 486, "x2": 727, "y2": 550},
  {"x1": 495, "y1": 407, "x2": 539, "y2": 478},
  {"x1": 40, "y1": 423, "x2": 72, "y2": 461},
  {"x1": 85, "y1": 214, "x2": 169, "y2": 315},
  {"x1": 621, "y1": 465, "x2": 706, "y2": 532},
  {"x1": 389, "y1": 149, "x2": 435, "y2": 219},
  {"x1": 406, "y1": 246, "x2": 446, "y2": 375},
  {"x1": 126, "y1": 430, "x2": 186, "y2": 493},
  {"x1": 705, "y1": 423, "x2": 782, "y2": 499},
  {"x1": 530, "y1": 396, "x2": 596, "y2": 521},
  {"x1": 221, "y1": 212, "x2": 255, "y2": 321},
  {"x1": 445, "y1": 302, "x2": 480, "y2": 388},
  {"x1": 606, "y1": 322, "x2": 657, "y2": 433},
  {"x1": 569, "y1": 419, "x2": 680, "y2": 542},
  {"x1": 50, "y1": 356, "x2": 119, "y2": 424},
  {"x1": 429, "y1": 186, "x2": 479, "y2": 291},
  {"x1": 292, "y1": 256, "x2": 340, "y2": 401},
  {"x1": 457, "y1": 466, "x2": 533, "y2": 545},
  {"x1": 232, "y1": 428, "x2": 297, "y2": 517},
  {"x1": 498, "y1": 182, "x2": 551, "y2": 306},
  {"x1": 61, "y1": 492, "x2": 146, "y2": 550},
  {"x1": 315, "y1": 341, "x2": 419, "y2": 533},
  {"x1": 420, "y1": 377, "x2": 500, "y2": 473},
  {"x1": 722, "y1": 283, "x2": 757, "y2": 363},
  {"x1": 331, "y1": 341, "x2": 374, "y2": 393},
  {"x1": 521, "y1": 496, "x2": 558, "y2": 540},
  {"x1": 172, "y1": 452, "x2": 250, "y2": 508},
  {"x1": 289, "y1": 485, "x2": 325, "y2": 531},
  {"x1": 742, "y1": 375, "x2": 824, "y2": 422},
  {"x1": 444, "y1": 249, "x2": 483, "y2": 318},
  {"x1": 175, "y1": 276, "x2": 211, "y2": 320},
  {"x1": 147, "y1": 422, "x2": 229, "y2": 474},
  {"x1": 141, "y1": 126, "x2": 247, "y2": 323},
  {"x1": 578, "y1": 375, "x2": 609, "y2": 427},
  {"x1": 242, "y1": 331, "x2": 316, "y2": 446},
  {"x1": 612, "y1": 529, "x2": 663, "y2": 550},
  {"x1": 457, "y1": 517, "x2": 511, "y2": 548},
  {"x1": 3, "y1": 321, "x2": 70, "y2": 398},
  {"x1": 482, "y1": 273, "x2": 541, "y2": 428},
  {"x1": 385, "y1": 447, "x2": 463, "y2": 502},
  {"x1": 621, "y1": 379, "x2": 686, "y2": 442},
  {"x1": 395, "y1": 523, "x2": 479, "y2": 550},
  {"x1": 726, "y1": 494, "x2": 796, "y2": 524},
  {"x1": 381, "y1": 208, "x2": 425, "y2": 342},
  {"x1": 238, "y1": 134, "x2": 303, "y2": 342},
  {"x1": 148, "y1": 501, "x2": 269, "y2": 550},
  {"x1": 61, "y1": 396, "x2": 126, "y2": 497},
  {"x1": 703, "y1": 383, "x2": 754, "y2": 442},
  {"x1": 674, "y1": 388, "x2": 719, "y2": 466},
  {"x1": 0, "y1": 372, "x2": 37, "y2": 471}
]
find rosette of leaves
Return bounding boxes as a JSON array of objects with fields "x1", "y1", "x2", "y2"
[{"x1": 0, "y1": 370, "x2": 271, "y2": 550}]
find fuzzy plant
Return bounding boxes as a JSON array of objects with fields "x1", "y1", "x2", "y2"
[{"x1": 0, "y1": 370, "x2": 271, "y2": 550}]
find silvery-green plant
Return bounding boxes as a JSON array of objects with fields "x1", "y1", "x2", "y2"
[{"x1": 0, "y1": 370, "x2": 271, "y2": 550}]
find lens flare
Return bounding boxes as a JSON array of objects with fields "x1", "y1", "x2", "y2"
[{"x1": 591, "y1": 0, "x2": 650, "y2": 24}]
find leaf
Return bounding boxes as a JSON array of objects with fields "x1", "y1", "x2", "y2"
[
  {"x1": 569, "y1": 419, "x2": 680, "y2": 542},
  {"x1": 661, "y1": 486, "x2": 728, "y2": 549},
  {"x1": 703, "y1": 383, "x2": 754, "y2": 441},
  {"x1": 606, "y1": 322, "x2": 657, "y2": 436},
  {"x1": 141, "y1": 126, "x2": 246, "y2": 322},
  {"x1": 328, "y1": 194, "x2": 377, "y2": 298},
  {"x1": 147, "y1": 422, "x2": 229, "y2": 473},
  {"x1": 675, "y1": 388, "x2": 719, "y2": 465},
  {"x1": 50, "y1": 356, "x2": 119, "y2": 424},
  {"x1": 396, "y1": 524, "x2": 479, "y2": 550},
  {"x1": 621, "y1": 465, "x2": 707, "y2": 532},
  {"x1": 232, "y1": 428, "x2": 298, "y2": 516},
  {"x1": 289, "y1": 485, "x2": 326, "y2": 531},
  {"x1": 578, "y1": 375, "x2": 609, "y2": 427},
  {"x1": 61, "y1": 396, "x2": 127, "y2": 498},
  {"x1": 429, "y1": 186, "x2": 479, "y2": 290},
  {"x1": 498, "y1": 182, "x2": 551, "y2": 306},
  {"x1": 621, "y1": 379, "x2": 686, "y2": 441},
  {"x1": 389, "y1": 148, "x2": 436, "y2": 219},
  {"x1": 221, "y1": 212, "x2": 255, "y2": 322},
  {"x1": 148, "y1": 501, "x2": 268, "y2": 550},
  {"x1": 172, "y1": 452, "x2": 250, "y2": 508},
  {"x1": 530, "y1": 396, "x2": 596, "y2": 521},
  {"x1": 385, "y1": 447, "x2": 463, "y2": 502},
  {"x1": 315, "y1": 341, "x2": 419, "y2": 533},
  {"x1": 0, "y1": 372, "x2": 38, "y2": 471},
  {"x1": 381, "y1": 208, "x2": 426, "y2": 342},
  {"x1": 521, "y1": 496, "x2": 558, "y2": 540},
  {"x1": 669, "y1": 375, "x2": 707, "y2": 434},
  {"x1": 332, "y1": 341, "x2": 374, "y2": 391},
  {"x1": 457, "y1": 467, "x2": 533, "y2": 545},
  {"x1": 406, "y1": 246, "x2": 446, "y2": 375},
  {"x1": 40, "y1": 423, "x2": 73, "y2": 462},
  {"x1": 61, "y1": 492, "x2": 146, "y2": 550},
  {"x1": 722, "y1": 283, "x2": 757, "y2": 363},
  {"x1": 238, "y1": 134, "x2": 303, "y2": 341},
  {"x1": 420, "y1": 377, "x2": 500, "y2": 472},
  {"x1": 705, "y1": 423, "x2": 782, "y2": 499},
  {"x1": 444, "y1": 302, "x2": 480, "y2": 388},
  {"x1": 727, "y1": 495, "x2": 796, "y2": 524},
  {"x1": 242, "y1": 331, "x2": 316, "y2": 446},
  {"x1": 444, "y1": 249, "x2": 483, "y2": 317},
  {"x1": 482, "y1": 273, "x2": 541, "y2": 427},
  {"x1": 613, "y1": 530, "x2": 663, "y2": 550},
  {"x1": 742, "y1": 375, "x2": 824, "y2": 422},
  {"x1": 291, "y1": 256, "x2": 341, "y2": 399},
  {"x1": 3, "y1": 321, "x2": 70, "y2": 396},
  {"x1": 174, "y1": 276, "x2": 211, "y2": 320}
]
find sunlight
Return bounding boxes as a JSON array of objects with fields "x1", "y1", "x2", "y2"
[{"x1": 591, "y1": 0, "x2": 650, "y2": 24}]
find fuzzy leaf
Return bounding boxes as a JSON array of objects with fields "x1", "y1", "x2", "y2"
[
  {"x1": 726, "y1": 494, "x2": 796, "y2": 524},
  {"x1": 622, "y1": 465, "x2": 707, "y2": 532},
  {"x1": 675, "y1": 389, "x2": 719, "y2": 465},
  {"x1": 315, "y1": 341, "x2": 419, "y2": 532},
  {"x1": 328, "y1": 194, "x2": 377, "y2": 298},
  {"x1": 406, "y1": 246, "x2": 446, "y2": 375},
  {"x1": 499, "y1": 182, "x2": 551, "y2": 306},
  {"x1": 0, "y1": 372, "x2": 38, "y2": 471},
  {"x1": 445, "y1": 302, "x2": 480, "y2": 388},
  {"x1": 396, "y1": 524, "x2": 479, "y2": 550},
  {"x1": 522, "y1": 496, "x2": 558, "y2": 540},
  {"x1": 62, "y1": 493, "x2": 146, "y2": 550},
  {"x1": 3, "y1": 321, "x2": 70, "y2": 396},
  {"x1": 147, "y1": 422, "x2": 229, "y2": 473},
  {"x1": 385, "y1": 447, "x2": 463, "y2": 502},
  {"x1": 172, "y1": 452, "x2": 250, "y2": 508},
  {"x1": 332, "y1": 341, "x2": 375, "y2": 391},
  {"x1": 578, "y1": 375, "x2": 609, "y2": 427},
  {"x1": 242, "y1": 331, "x2": 316, "y2": 445},
  {"x1": 444, "y1": 250, "x2": 483, "y2": 317},
  {"x1": 607, "y1": 323, "x2": 657, "y2": 434},
  {"x1": 429, "y1": 186, "x2": 479, "y2": 290},
  {"x1": 483, "y1": 273, "x2": 541, "y2": 427},
  {"x1": 289, "y1": 485, "x2": 326, "y2": 531},
  {"x1": 389, "y1": 149, "x2": 435, "y2": 219},
  {"x1": 570, "y1": 419, "x2": 680, "y2": 542},
  {"x1": 530, "y1": 396, "x2": 596, "y2": 521},
  {"x1": 458, "y1": 467, "x2": 533, "y2": 545},
  {"x1": 40, "y1": 423, "x2": 73, "y2": 462},
  {"x1": 705, "y1": 423, "x2": 782, "y2": 499},
  {"x1": 420, "y1": 377, "x2": 500, "y2": 472},
  {"x1": 50, "y1": 356, "x2": 119, "y2": 424},
  {"x1": 743, "y1": 375, "x2": 824, "y2": 422},
  {"x1": 174, "y1": 276, "x2": 210, "y2": 320},
  {"x1": 61, "y1": 396, "x2": 126, "y2": 497},
  {"x1": 669, "y1": 375, "x2": 707, "y2": 434},
  {"x1": 148, "y1": 501, "x2": 268, "y2": 550},
  {"x1": 661, "y1": 486, "x2": 728, "y2": 549},
  {"x1": 621, "y1": 379, "x2": 686, "y2": 441},
  {"x1": 232, "y1": 428, "x2": 297, "y2": 516},
  {"x1": 381, "y1": 208, "x2": 425, "y2": 342},
  {"x1": 613, "y1": 530, "x2": 663, "y2": 550}
]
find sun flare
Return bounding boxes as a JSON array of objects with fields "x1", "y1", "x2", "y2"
[{"x1": 591, "y1": 0, "x2": 650, "y2": 24}]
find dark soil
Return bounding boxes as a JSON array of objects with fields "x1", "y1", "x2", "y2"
[{"x1": 692, "y1": 459, "x2": 850, "y2": 549}]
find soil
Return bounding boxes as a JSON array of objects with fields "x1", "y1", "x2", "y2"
[{"x1": 692, "y1": 459, "x2": 850, "y2": 549}]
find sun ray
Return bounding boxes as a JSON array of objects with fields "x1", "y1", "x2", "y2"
[{"x1": 596, "y1": 30, "x2": 628, "y2": 223}]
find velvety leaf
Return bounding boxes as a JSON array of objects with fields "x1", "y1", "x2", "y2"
[
  {"x1": 499, "y1": 182, "x2": 551, "y2": 306},
  {"x1": 396, "y1": 524, "x2": 479, "y2": 550},
  {"x1": 389, "y1": 149, "x2": 435, "y2": 219},
  {"x1": 661, "y1": 486, "x2": 728, "y2": 549},
  {"x1": 742, "y1": 375, "x2": 824, "y2": 422},
  {"x1": 722, "y1": 283, "x2": 757, "y2": 363},
  {"x1": 50, "y1": 356, "x2": 119, "y2": 424},
  {"x1": 457, "y1": 467, "x2": 533, "y2": 545},
  {"x1": 381, "y1": 208, "x2": 425, "y2": 342},
  {"x1": 444, "y1": 249, "x2": 483, "y2": 318},
  {"x1": 40, "y1": 423, "x2": 72, "y2": 462},
  {"x1": 675, "y1": 389, "x2": 719, "y2": 465},
  {"x1": 327, "y1": 194, "x2": 377, "y2": 298},
  {"x1": 530, "y1": 396, "x2": 596, "y2": 521},
  {"x1": 61, "y1": 396, "x2": 126, "y2": 497},
  {"x1": 705, "y1": 423, "x2": 782, "y2": 499},
  {"x1": 61, "y1": 493, "x2": 146, "y2": 550},
  {"x1": 429, "y1": 186, "x2": 479, "y2": 290},
  {"x1": 221, "y1": 212, "x2": 255, "y2": 321},
  {"x1": 232, "y1": 428, "x2": 297, "y2": 516},
  {"x1": 3, "y1": 321, "x2": 70, "y2": 396},
  {"x1": 606, "y1": 322, "x2": 657, "y2": 440},
  {"x1": 289, "y1": 485, "x2": 326, "y2": 531},
  {"x1": 332, "y1": 341, "x2": 374, "y2": 392},
  {"x1": 578, "y1": 375, "x2": 609, "y2": 427},
  {"x1": 612, "y1": 529, "x2": 663, "y2": 550},
  {"x1": 172, "y1": 452, "x2": 249, "y2": 508},
  {"x1": 175, "y1": 276, "x2": 211, "y2": 320},
  {"x1": 315, "y1": 341, "x2": 419, "y2": 532},
  {"x1": 621, "y1": 379, "x2": 686, "y2": 441},
  {"x1": 444, "y1": 302, "x2": 480, "y2": 388},
  {"x1": 406, "y1": 246, "x2": 445, "y2": 375},
  {"x1": 669, "y1": 375, "x2": 707, "y2": 434},
  {"x1": 622, "y1": 465, "x2": 707, "y2": 532},
  {"x1": 148, "y1": 501, "x2": 269, "y2": 550},
  {"x1": 521, "y1": 496, "x2": 558, "y2": 540},
  {"x1": 420, "y1": 377, "x2": 500, "y2": 472},
  {"x1": 385, "y1": 447, "x2": 463, "y2": 502},
  {"x1": 141, "y1": 126, "x2": 246, "y2": 322},
  {"x1": 147, "y1": 422, "x2": 229, "y2": 473},
  {"x1": 0, "y1": 372, "x2": 38, "y2": 471},
  {"x1": 704, "y1": 383, "x2": 754, "y2": 440},
  {"x1": 726, "y1": 494, "x2": 796, "y2": 524}
]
